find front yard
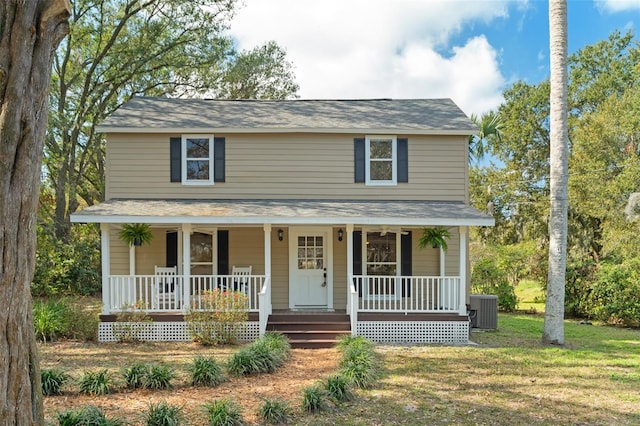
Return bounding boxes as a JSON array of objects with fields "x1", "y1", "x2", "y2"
[{"x1": 40, "y1": 314, "x2": 640, "y2": 425}]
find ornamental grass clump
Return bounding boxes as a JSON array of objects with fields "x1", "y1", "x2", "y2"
[
  {"x1": 189, "y1": 356, "x2": 226, "y2": 387},
  {"x1": 122, "y1": 362, "x2": 149, "y2": 389},
  {"x1": 78, "y1": 369, "x2": 113, "y2": 396},
  {"x1": 301, "y1": 384, "x2": 330, "y2": 413},
  {"x1": 185, "y1": 289, "x2": 249, "y2": 345},
  {"x1": 57, "y1": 405, "x2": 125, "y2": 426},
  {"x1": 203, "y1": 399, "x2": 245, "y2": 426},
  {"x1": 227, "y1": 332, "x2": 290, "y2": 376},
  {"x1": 325, "y1": 374, "x2": 354, "y2": 402},
  {"x1": 41, "y1": 368, "x2": 69, "y2": 396},
  {"x1": 143, "y1": 364, "x2": 175, "y2": 390},
  {"x1": 145, "y1": 401, "x2": 183, "y2": 426},
  {"x1": 337, "y1": 336, "x2": 379, "y2": 389},
  {"x1": 257, "y1": 398, "x2": 291, "y2": 425}
]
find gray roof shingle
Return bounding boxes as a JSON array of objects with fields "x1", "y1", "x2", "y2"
[
  {"x1": 70, "y1": 199, "x2": 494, "y2": 226},
  {"x1": 97, "y1": 98, "x2": 477, "y2": 134}
]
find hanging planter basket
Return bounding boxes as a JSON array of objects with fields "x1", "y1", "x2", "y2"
[
  {"x1": 418, "y1": 226, "x2": 451, "y2": 252},
  {"x1": 119, "y1": 223, "x2": 154, "y2": 247}
]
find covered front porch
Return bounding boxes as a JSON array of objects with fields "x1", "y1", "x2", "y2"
[{"x1": 71, "y1": 199, "x2": 493, "y2": 343}]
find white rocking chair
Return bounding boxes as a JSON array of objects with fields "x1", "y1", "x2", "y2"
[
  {"x1": 231, "y1": 265, "x2": 252, "y2": 294},
  {"x1": 155, "y1": 265, "x2": 179, "y2": 310}
]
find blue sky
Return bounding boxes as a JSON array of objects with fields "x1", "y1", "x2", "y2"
[{"x1": 229, "y1": 0, "x2": 640, "y2": 116}]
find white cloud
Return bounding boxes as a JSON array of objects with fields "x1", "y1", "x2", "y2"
[
  {"x1": 228, "y1": 0, "x2": 514, "y2": 115},
  {"x1": 596, "y1": 0, "x2": 640, "y2": 13}
]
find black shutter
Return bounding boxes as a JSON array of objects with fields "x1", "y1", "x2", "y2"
[
  {"x1": 353, "y1": 230, "x2": 362, "y2": 294},
  {"x1": 214, "y1": 137, "x2": 225, "y2": 182},
  {"x1": 170, "y1": 137, "x2": 181, "y2": 182},
  {"x1": 354, "y1": 138, "x2": 365, "y2": 183},
  {"x1": 397, "y1": 138, "x2": 408, "y2": 183},
  {"x1": 166, "y1": 232, "x2": 178, "y2": 268},
  {"x1": 217, "y1": 230, "x2": 229, "y2": 275},
  {"x1": 401, "y1": 231, "x2": 412, "y2": 297}
]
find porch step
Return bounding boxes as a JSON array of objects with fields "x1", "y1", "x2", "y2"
[{"x1": 266, "y1": 313, "x2": 351, "y2": 349}]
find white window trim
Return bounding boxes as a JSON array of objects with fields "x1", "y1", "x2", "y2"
[
  {"x1": 365, "y1": 135, "x2": 397, "y2": 186},
  {"x1": 182, "y1": 134, "x2": 214, "y2": 185},
  {"x1": 362, "y1": 229, "x2": 401, "y2": 300}
]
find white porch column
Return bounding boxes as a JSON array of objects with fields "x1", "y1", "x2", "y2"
[
  {"x1": 459, "y1": 226, "x2": 468, "y2": 315},
  {"x1": 182, "y1": 223, "x2": 192, "y2": 311},
  {"x1": 439, "y1": 247, "x2": 445, "y2": 277},
  {"x1": 263, "y1": 224, "x2": 272, "y2": 314},
  {"x1": 129, "y1": 245, "x2": 135, "y2": 275},
  {"x1": 346, "y1": 224, "x2": 354, "y2": 310},
  {"x1": 100, "y1": 223, "x2": 111, "y2": 315}
]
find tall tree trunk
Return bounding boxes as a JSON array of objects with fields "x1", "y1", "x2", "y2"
[
  {"x1": 0, "y1": 1, "x2": 70, "y2": 424},
  {"x1": 544, "y1": 0, "x2": 568, "y2": 345}
]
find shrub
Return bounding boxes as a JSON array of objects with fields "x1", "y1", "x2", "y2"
[
  {"x1": 42, "y1": 368, "x2": 69, "y2": 396},
  {"x1": 325, "y1": 374, "x2": 353, "y2": 402},
  {"x1": 189, "y1": 356, "x2": 226, "y2": 387},
  {"x1": 62, "y1": 297, "x2": 100, "y2": 341},
  {"x1": 33, "y1": 297, "x2": 99, "y2": 342},
  {"x1": 112, "y1": 304, "x2": 153, "y2": 343},
  {"x1": 337, "y1": 336, "x2": 379, "y2": 389},
  {"x1": 257, "y1": 398, "x2": 291, "y2": 425},
  {"x1": 79, "y1": 369, "x2": 113, "y2": 395},
  {"x1": 57, "y1": 405, "x2": 124, "y2": 426},
  {"x1": 471, "y1": 257, "x2": 517, "y2": 311},
  {"x1": 203, "y1": 399, "x2": 244, "y2": 426},
  {"x1": 143, "y1": 364, "x2": 175, "y2": 390},
  {"x1": 227, "y1": 333, "x2": 290, "y2": 376},
  {"x1": 33, "y1": 298, "x2": 68, "y2": 342},
  {"x1": 122, "y1": 362, "x2": 149, "y2": 389},
  {"x1": 185, "y1": 290, "x2": 249, "y2": 345},
  {"x1": 145, "y1": 401, "x2": 183, "y2": 426},
  {"x1": 301, "y1": 385, "x2": 329, "y2": 413},
  {"x1": 588, "y1": 258, "x2": 640, "y2": 326}
]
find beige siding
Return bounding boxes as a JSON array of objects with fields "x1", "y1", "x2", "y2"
[
  {"x1": 106, "y1": 133, "x2": 467, "y2": 201},
  {"x1": 110, "y1": 227, "x2": 129, "y2": 275},
  {"x1": 332, "y1": 227, "x2": 348, "y2": 310},
  {"x1": 271, "y1": 228, "x2": 289, "y2": 310},
  {"x1": 228, "y1": 228, "x2": 265, "y2": 274}
]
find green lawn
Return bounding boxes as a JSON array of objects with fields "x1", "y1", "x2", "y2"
[
  {"x1": 300, "y1": 314, "x2": 640, "y2": 425},
  {"x1": 516, "y1": 279, "x2": 546, "y2": 312}
]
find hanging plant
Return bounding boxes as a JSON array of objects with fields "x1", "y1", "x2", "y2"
[
  {"x1": 418, "y1": 226, "x2": 451, "y2": 251},
  {"x1": 119, "y1": 223, "x2": 154, "y2": 247}
]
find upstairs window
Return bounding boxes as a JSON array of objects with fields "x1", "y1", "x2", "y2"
[
  {"x1": 182, "y1": 135, "x2": 214, "y2": 185},
  {"x1": 365, "y1": 135, "x2": 397, "y2": 185}
]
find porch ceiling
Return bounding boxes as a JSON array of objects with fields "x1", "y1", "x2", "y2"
[{"x1": 70, "y1": 199, "x2": 494, "y2": 227}]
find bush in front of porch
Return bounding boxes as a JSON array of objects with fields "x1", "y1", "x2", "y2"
[{"x1": 185, "y1": 290, "x2": 249, "y2": 345}]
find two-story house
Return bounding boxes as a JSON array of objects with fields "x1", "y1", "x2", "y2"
[{"x1": 71, "y1": 97, "x2": 494, "y2": 346}]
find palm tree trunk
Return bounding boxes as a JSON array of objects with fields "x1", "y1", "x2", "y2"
[
  {"x1": 544, "y1": 0, "x2": 568, "y2": 345},
  {"x1": 0, "y1": 1, "x2": 70, "y2": 423}
]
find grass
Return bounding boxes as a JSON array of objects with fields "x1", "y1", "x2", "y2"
[
  {"x1": 516, "y1": 279, "x2": 545, "y2": 312},
  {"x1": 40, "y1": 315, "x2": 640, "y2": 425}
]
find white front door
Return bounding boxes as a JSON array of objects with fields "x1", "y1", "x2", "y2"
[{"x1": 289, "y1": 228, "x2": 332, "y2": 309}]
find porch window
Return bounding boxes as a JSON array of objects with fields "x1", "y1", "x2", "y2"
[
  {"x1": 365, "y1": 135, "x2": 397, "y2": 185},
  {"x1": 190, "y1": 232, "x2": 213, "y2": 275},
  {"x1": 365, "y1": 232, "x2": 399, "y2": 297},
  {"x1": 182, "y1": 135, "x2": 214, "y2": 185}
]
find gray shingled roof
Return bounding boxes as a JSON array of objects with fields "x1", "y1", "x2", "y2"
[
  {"x1": 97, "y1": 98, "x2": 477, "y2": 134},
  {"x1": 70, "y1": 199, "x2": 494, "y2": 226}
]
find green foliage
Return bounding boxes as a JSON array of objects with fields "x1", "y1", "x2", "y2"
[
  {"x1": 588, "y1": 258, "x2": 640, "y2": 326},
  {"x1": 227, "y1": 332, "x2": 290, "y2": 376},
  {"x1": 79, "y1": 369, "x2": 113, "y2": 396},
  {"x1": 33, "y1": 297, "x2": 99, "y2": 342},
  {"x1": 119, "y1": 223, "x2": 153, "y2": 246},
  {"x1": 185, "y1": 290, "x2": 249, "y2": 345},
  {"x1": 325, "y1": 374, "x2": 353, "y2": 402},
  {"x1": 33, "y1": 222, "x2": 100, "y2": 296},
  {"x1": 112, "y1": 304, "x2": 153, "y2": 342},
  {"x1": 189, "y1": 356, "x2": 226, "y2": 387},
  {"x1": 257, "y1": 398, "x2": 291, "y2": 425},
  {"x1": 301, "y1": 385, "x2": 330, "y2": 413},
  {"x1": 145, "y1": 401, "x2": 183, "y2": 426},
  {"x1": 122, "y1": 362, "x2": 148, "y2": 389},
  {"x1": 143, "y1": 364, "x2": 175, "y2": 390},
  {"x1": 57, "y1": 405, "x2": 125, "y2": 426},
  {"x1": 42, "y1": 369, "x2": 69, "y2": 396},
  {"x1": 203, "y1": 399, "x2": 245, "y2": 426}
]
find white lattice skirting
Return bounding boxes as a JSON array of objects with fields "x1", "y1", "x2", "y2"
[
  {"x1": 98, "y1": 321, "x2": 260, "y2": 343},
  {"x1": 357, "y1": 321, "x2": 469, "y2": 344}
]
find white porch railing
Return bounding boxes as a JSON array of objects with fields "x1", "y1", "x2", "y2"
[
  {"x1": 108, "y1": 275, "x2": 265, "y2": 313},
  {"x1": 351, "y1": 275, "x2": 461, "y2": 313},
  {"x1": 348, "y1": 281, "x2": 358, "y2": 335},
  {"x1": 258, "y1": 277, "x2": 272, "y2": 336}
]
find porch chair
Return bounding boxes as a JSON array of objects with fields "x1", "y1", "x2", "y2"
[
  {"x1": 155, "y1": 265, "x2": 179, "y2": 310},
  {"x1": 231, "y1": 265, "x2": 252, "y2": 294}
]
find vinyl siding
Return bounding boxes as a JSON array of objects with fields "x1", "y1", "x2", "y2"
[{"x1": 106, "y1": 133, "x2": 467, "y2": 201}]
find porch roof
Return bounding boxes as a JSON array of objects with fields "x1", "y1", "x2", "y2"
[{"x1": 71, "y1": 199, "x2": 494, "y2": 227}]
